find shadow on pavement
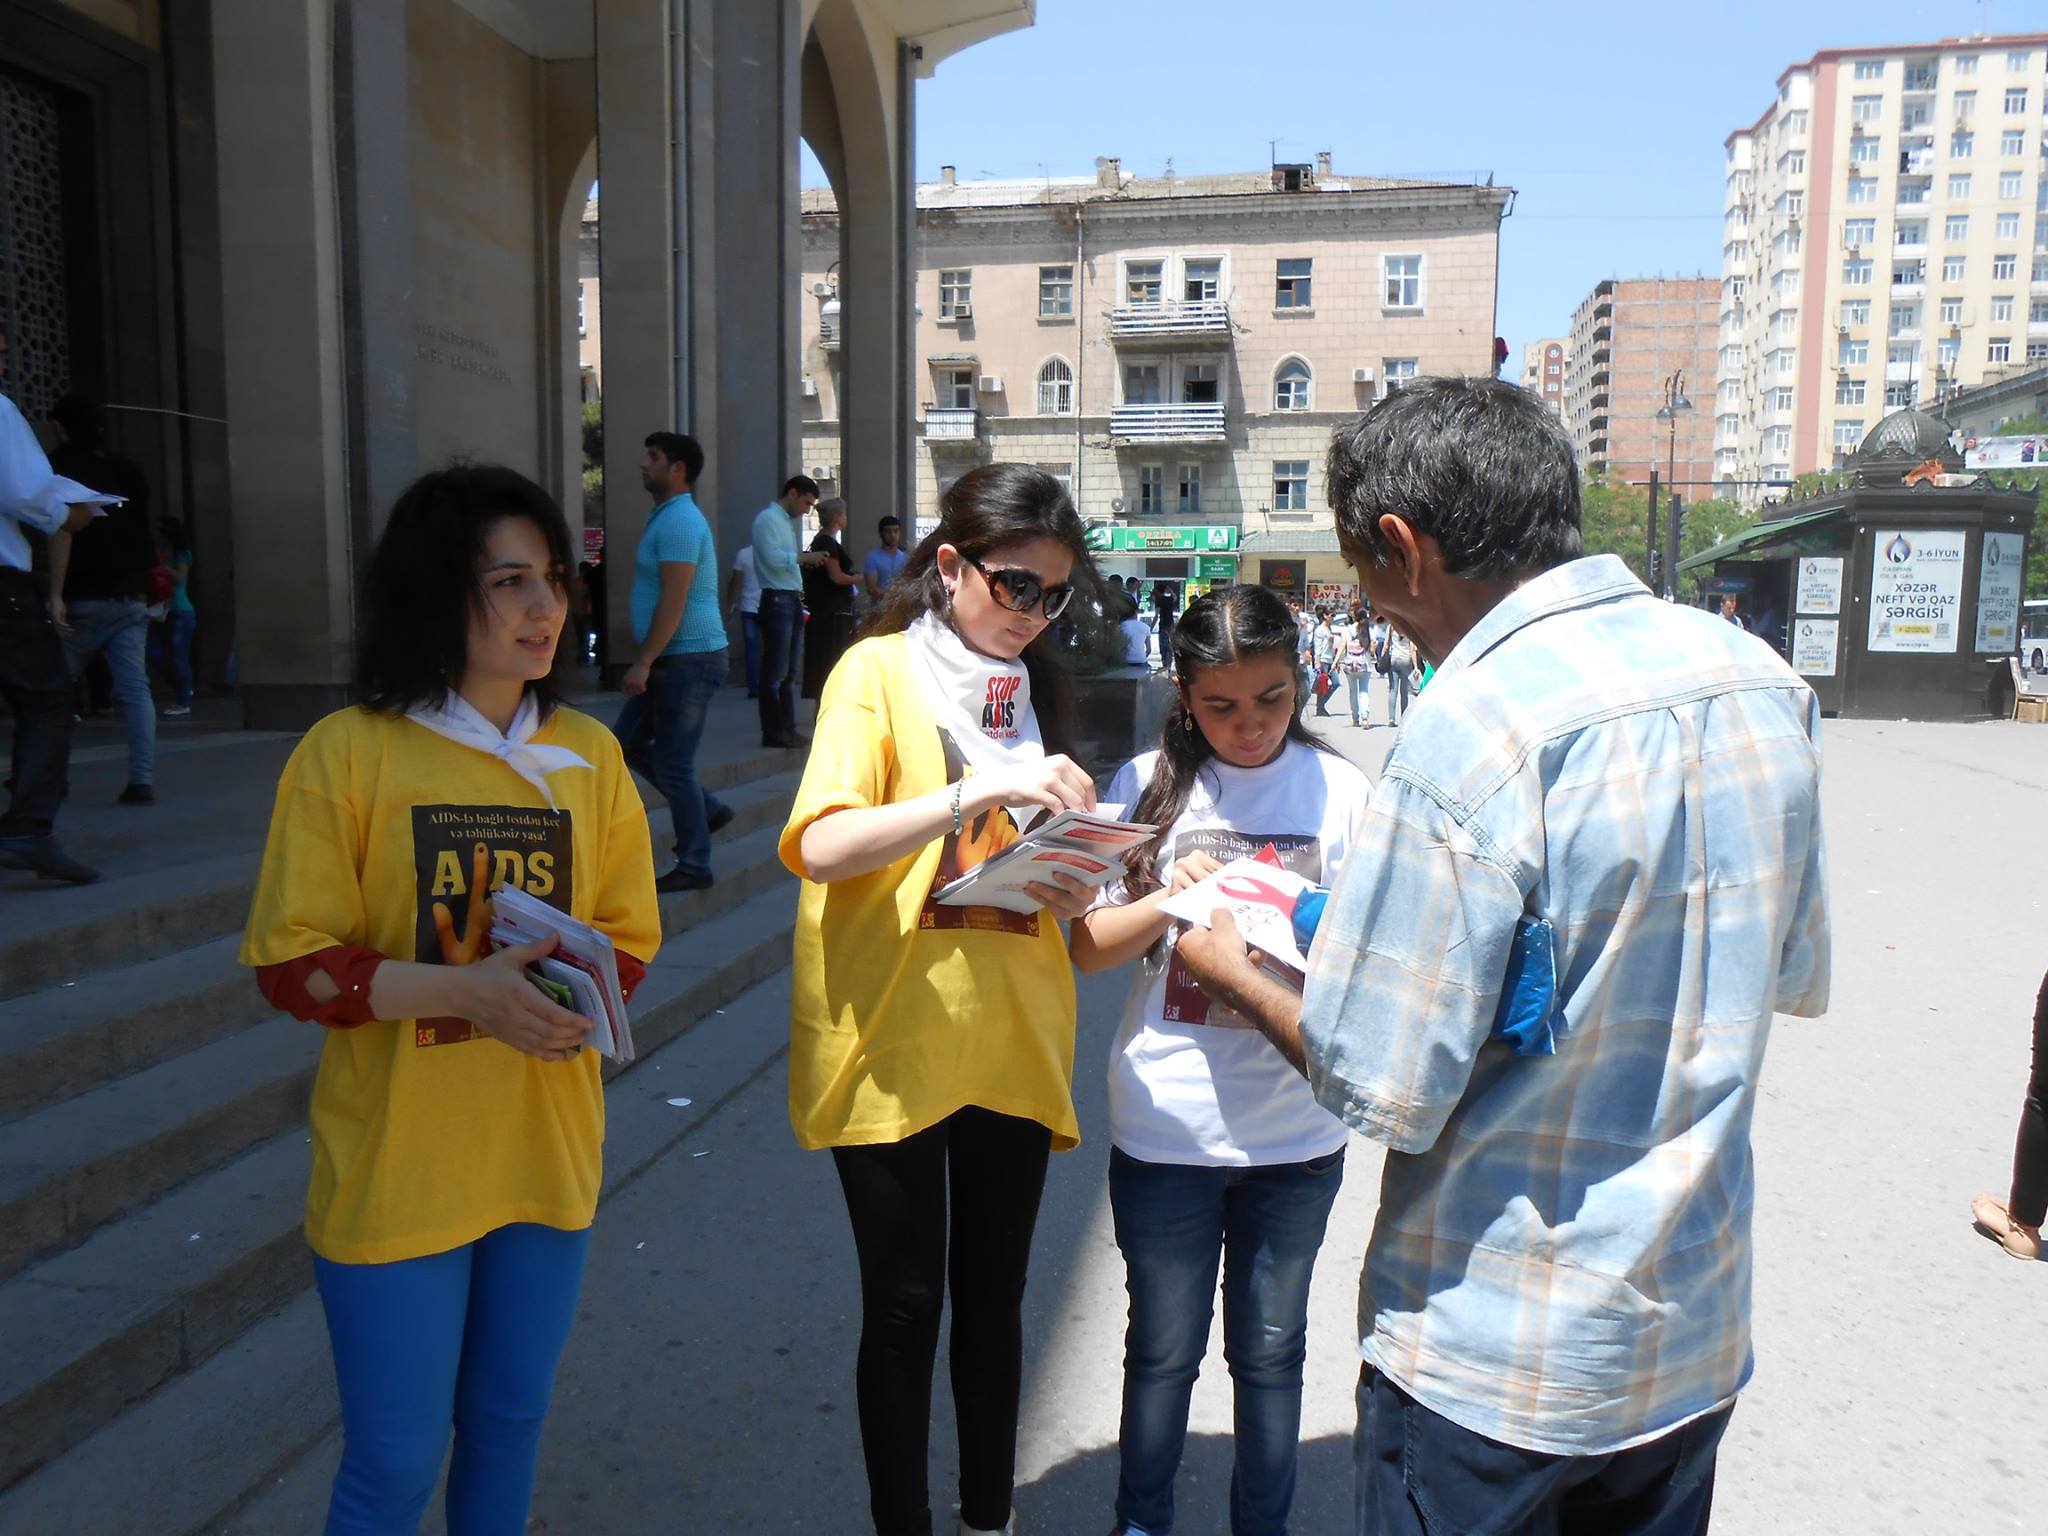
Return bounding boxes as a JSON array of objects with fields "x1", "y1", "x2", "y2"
[{"x1": 1015, "y1": 1431, "x2": 1358, "y2": 1533}]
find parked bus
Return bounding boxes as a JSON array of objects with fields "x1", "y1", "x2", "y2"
[{"x1": 2022, "y1": 598, "x2": 2048, "y2": 673}]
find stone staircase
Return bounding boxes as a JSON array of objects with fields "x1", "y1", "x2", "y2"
[{"x1": 0, "y1": 711, "x2": 803, "y2": 1532}]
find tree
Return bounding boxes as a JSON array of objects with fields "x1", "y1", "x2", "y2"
[
  {"x1": 1578, "y1": 474, "x2": 1651, "y2": 582},
  {"x1": 1671, "y1": 497, "x2": 1756, "y2": 604}
]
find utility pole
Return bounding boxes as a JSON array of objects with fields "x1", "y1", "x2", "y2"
[
  {"x1": 1665, "y1": 493, "x2": 1685, "y2": 602},
  {"x1": 1645, "y1": 468, "x2": 1660, "y2": 590}
]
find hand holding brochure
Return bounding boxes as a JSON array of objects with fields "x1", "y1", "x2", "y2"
[
  {"x1": 487, "y1": 884, "x2": 636, "y2": 1062},
  {"x1": 1158, "y1": 856, "x2": 1316, "y2": 974},
  {"x1": 932, "y1": 808, "x2": 1155, "y2": 915}
]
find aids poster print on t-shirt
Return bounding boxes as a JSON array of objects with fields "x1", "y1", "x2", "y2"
[
  {"x1": 918, "y1": 728, "x2": 1039, "y2": 937},
  {"x1": 409, "y1": 803, "x2": 575, "y2": 1046},
  {"x1": 1160, "y1": 827, "x2": 1320, "y2": 1027}
]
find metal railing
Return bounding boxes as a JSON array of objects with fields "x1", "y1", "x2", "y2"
[
  {"x1": 922, "y1": 406, "x2": 979, "y2": 441},
  {"x1": 1108, "y1": 299, "x2": 1232, "y2": 338},
  {"x1": 1108, "y1": 402, "x2": 1228, "y2": 442}
]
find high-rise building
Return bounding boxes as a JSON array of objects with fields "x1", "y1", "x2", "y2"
[
  {"x1": 1562, "y1": 277, "x2": 1719, "y2": 486},
  {"x1": 1718, "y1": 34, "x2": 2048, "y2": 502},
  {"x1": 1522, "y1": 337, "x2": 1566, "y2": 415}
]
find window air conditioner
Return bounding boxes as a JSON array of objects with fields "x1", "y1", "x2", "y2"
[
  {"x1": 952, "y1": 301, "x2": 973, "y2": 319},
  {"x1": 810, "y1": 465, "x2": 834, "y2": 481},
  {"x1": 1353, "y1": 367, "x2": 1374, "y2": 383},
  {"x1": 979, "y1": 375, "x2": 1004, "y2": 393},
  {"x1": 800, "y1": 378, "x2": 818, "y2": 397}
]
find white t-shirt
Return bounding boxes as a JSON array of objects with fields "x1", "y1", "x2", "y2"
[
  {"x1": 1096, "y1": 741, "x2": 1369, "y2": 1167},
  {"x1": 1119, "y1": 616, "x2": 1152, "y2": 665},
  {"x1": 731, "y1": 545, "x2": 761, "y2": 615}
]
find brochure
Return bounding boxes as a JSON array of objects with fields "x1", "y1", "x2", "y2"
[
  {"x1": 932, "y1": 808, "x2": 1156, "y2": 916},
  {"x1": 488, "y1": 884, "x2": 636, "y2": 1062},
  {"x1": 1158, "y1": 855, "x2": 1317, "y2": 974}
]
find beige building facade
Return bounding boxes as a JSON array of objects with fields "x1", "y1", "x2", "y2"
[
  {"x1": 1563, "y1": 277, "x2": 1717, "y2": 486},
  {"x1": 1719, "y1": 32, "x2": 2048, "y2": 503},
  {"x1": 1523, "y1": 337, "x2": 1566, "y2": 415},
  {"x1": 795, "y1": 157, "x2": 1511, "y2": 597}
]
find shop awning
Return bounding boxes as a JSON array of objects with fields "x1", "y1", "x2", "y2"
[
  {"x1": 1239, "y1": 528, "x2": 1342, "y2": 555},
  {"x1": 1675, "y1": 505, "x2": 1839, "y2": 575}
]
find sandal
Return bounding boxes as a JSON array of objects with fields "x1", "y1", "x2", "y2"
[{"x1": 1971, "y1": 1194, "x2": 2043, "y2": 1260}]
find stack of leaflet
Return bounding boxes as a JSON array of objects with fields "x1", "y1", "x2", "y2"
[
  {"x1": 489, "y1": 885, "x2": 636, "y2": 1062},
  {"x1": 932, "y1": 809, "x2": 1155, "y2": 915}
]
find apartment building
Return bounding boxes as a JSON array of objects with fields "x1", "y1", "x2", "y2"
[
  {"x1": 1523, "y1": 337, "x2": 1566, "y2": 415},
  {"x1": 798, "y1": 156, "x2": 1511, "y2": 594},
  {"x1": 1561, "y1": 277, "x2": 1718, "y2": 484},
  {"x1": 1718, "y1": 33, "x2": 2048, "y2": 502}
]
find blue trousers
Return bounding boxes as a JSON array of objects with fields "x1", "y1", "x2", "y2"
[
  {"x1": 740, "y1": 611, "x2": 761, "y2": 695},
  {"x1": 61, "y1": 596, "x2": 155, "y2": 785},
  {"x1": 755, "y1": 588, "x2": 804, "y2": 740},
  {"x1": 1110, "y1": 1146, "x2": 1345, "y2": 1536},
  {"x1": 615, "y1": 649, "x2": 730, "y2": 878},
  {"x1": 311, "y1": 1222, "x2": 592, "y2": 1536}
]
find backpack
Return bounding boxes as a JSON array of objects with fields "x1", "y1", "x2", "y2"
[{"x1": 1388, "y1": 630, "x2": 1414, "y2": 670}]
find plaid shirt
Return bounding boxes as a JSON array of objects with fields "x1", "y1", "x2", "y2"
[{"x1": 1301, "y1": 554, "x2": 1830, "y2": 1456}]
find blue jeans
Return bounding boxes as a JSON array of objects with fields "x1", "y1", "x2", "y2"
[
  {"x1": 1354, "y1": 1364, "x2": 1731, "y2": 1536},
  {"x1": 1343, "y1": 670, "x2": 1368, "y2": 726},
  {"x1": 740, "y1": 611, "x2": 761, "y2": 695},
  {"x1": 755, "y1": 587, "x2": 803, "y2": 740},
  {"x1": 1386, "y1": 663, "x2": 1414, "y2": 726},
  {"x1": 311, "y1": 1222, "x2": 592, "y2": 1536},
  {"x1": 1110, "y1": 1145, "x2": 1345, "y2": 1536},
  {"x1": 614, "y1": 649, "x2": 730, "y2": 878},
  {"x1": 150, "y1": 608, "x2": 197, "y2": 706},
  {"x1": 61, "y1": 596, "x2": 155, "y2": 785}
]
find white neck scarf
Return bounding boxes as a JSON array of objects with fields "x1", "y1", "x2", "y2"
[
  {"x1": 904, "y1": 612, "x2": 1044, "y2": 784},
  {"x1": 405, "y1": 692, "x2": 593, "y2": 810}
]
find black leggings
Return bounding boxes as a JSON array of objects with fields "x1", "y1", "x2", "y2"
[
  {"x1": 2009, "y1": 970, "x2": 2048, "y2": 1227},
  {"x1": 831, "y1": 1107, "x2": 1053, "y2": 1536}
]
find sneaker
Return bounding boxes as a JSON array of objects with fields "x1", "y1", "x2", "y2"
[
  {"x1": 655, "y1": 867, "x2": 714, "y2": 894},
  {"x1": 0, "y1": 834, "x2": 100, "y2": 884},
  {"x1": 162, "y1": 704, "x2": 192, "y2": 718},
  {"x1": 117, "y1": 783, "x2": 156, "y2": 807}
]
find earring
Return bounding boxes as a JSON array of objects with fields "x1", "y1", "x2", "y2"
[{"x1": 1181, "y1": 713, "x2": 1195, "y2": 733}]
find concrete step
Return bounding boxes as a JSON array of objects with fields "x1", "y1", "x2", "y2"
[
  {"x1": 0, "y1": 887, "x2": 799, "y2": 1509},
  {"x1": 0, "y1": 740, "x2": 797, "y2": 1005}
]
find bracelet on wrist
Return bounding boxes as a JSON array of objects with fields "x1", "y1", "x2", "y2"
[{"x1": 950, "y1": 779, "x2": 964, "y2": 836}]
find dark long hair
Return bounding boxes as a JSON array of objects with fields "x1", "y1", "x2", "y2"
[
  {"x1": 862, "y1": 462, "x2": 1098, "y2": 758},
  {"x1": 354, "y1": 463, "x2": 577, "y2": 717},
  {"x1": 1124, "y1": 584, "x2": 1327, "y2": 898}
]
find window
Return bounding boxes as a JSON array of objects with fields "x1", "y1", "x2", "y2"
[
  {"x1": 1840, "y1": 299, "x2": 1872, "y2": 325},
  {"x1": 1272, "y1": 460, "x2": 1309, "y2": 511},
  {"x1": 1989, "y1": 336, "x2": 2014, "y2": 362},
  {"x1": 1938, "y1": 334, "x2": 1961, "y2": 366},
  {"x1": 1038, "y1": 265, "x2": 1074, "y2": 318},
  {"x1": 2031, "y1": 298, "x2": 2048, "y2": 323},
  {"x1": 1177, "y1": 463, "x2": 1202, "y2": 517},
  {"x1": 2004, "y1": 129, "x2": 2028, "y2": 155},
  {"x1": 1180, "y1": 362, "x2": 1220, "y2": 405},
  {"x1": 2029, "y1": 340, "x2": 2048, "y2": 361},
  {"x1": 1996, "y1": 252, "x2": 2019, "y2": 277},
  {"x1": 1383, "y1": 254, "x2": 1422, "y2": 309},
  {"x1": 1941, "y1": 296, "x2": 1965, "y2": 323},
  {"x1": 2008, "y1": 49, "x2": 2031, "y2": 70},
  {"x1": 941, "y1": 367, "x2": 974, "y2": 409},
  {"x1": 1182, "y1": 258, "x2": 1221, "y2": 303},
  {"x1": 2000, "y1": 210, "x2": 2024, "y2": 238},
  {"x1": 2003, "y1": 169, "x2": 2027, "y2": 197},
  {"x1": 1381, "y1": 357, "x2": 1418, "y2": 393},
  {"x1": 1274, "y1": 357, "x2": 1311, "y2": 411},
  {"x1": 1138, "y1": 465, "x2": 1165, "y2": 517},
  {"x1": 1122, "y1": 362, "x2": 1163, "y2": 404},
  {"x1": 1956, "y1": 54, "x2": 1979, "y2": 76},
  {"x1": 2034, "y1": 255, "x2": 2048, "y2": 280},
  {"x1": 1839, "y1": 337, "x2": 1870, "y2": 365},
  {"x1": 1770, "y1": 427, "x2": 1793, "y2": 458},
  {"x1": 1776, "y1": 350, "x2": 1798, "y2": 377},
  {"x1": 1851, "y1": 136, "x2": 1881, "y2": 163},
  {"x1": 1944, "y1": 254, "x2": 1968, "y2": 280},
  {"x1": 1946, "y1": 214, "x2": 1971, "y2": 240},
  {"x1": 1958, "y1": 90, "x2": 1980, "y2": 120},
  {"x1": 1888, "y1": 341, "x2": 1918, "y2": 366},
  {"x1": 1992, "y1": 294, "x2": 2016, "y2": 320},
  {"x1": 1848, "y1": 176, "x2": 1877, "y2": 204},
  {"x1": 1854, "y1": 59, "x2": 1885, "y2": 80},
  {"x1": 1885, "y1": 381, "x2": 1917, "y2": 407},
  {"x1": 1950, "y1": 173, "x2": 1973, "y2": 198},
  {"x1": 1785, "y1": 110, "x2": 1808, "y2": 136},
  {"x1": 2008, "y1": 88, "x2": 2030, "y2": 115},
  {"x1": 1851, "y1": 94, "x2": 1883, "y2": 122},
  {"x1": 1844, "y1": 257, "x2": 1874, "y2": 284},
  {"x1": 1845, "y1": 217, "x2": 1877, "y2": 245},
  {"x1": 1036, "y1": 357, "x2": 1074, "y2": 415},
  {"x1": 938, "y1": 269, "x2": 973, "y2": 319},
  {"x1": 1897, "y1": 220, "x2": 1927, "y2": 246},
  {"x1": 1773, "y1": 386, "x2": 1796, "y2": 411},
  {"x1": 1891, "y1": 303, "x2": 1922, "y2": 333},
  {"x1": 1125, "y1": 260, "x2": 1163, "y2": 306},
  {"x1": 577, "y1": 282, "x2": 587, "y2": 337},
  {"x1": 1275, "y1": 257, "x2": 1312, "y2": 309},
  {"x1": 1786, "y1": 151, "x2": 1808, "y2": 174},
  {"x1": 1836, "y1": 377, "x2": 1867, "y2": 405},
  {"x1": 1834, "y1": 419, "x2": 1865, "y2": 449},
  {"x1": 1953, "y1": 130, "x2": 1975, "y2": 157}
]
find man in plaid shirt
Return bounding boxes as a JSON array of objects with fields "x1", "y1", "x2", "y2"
[{"x1": 1178, "y1": 377, "x2": 1829, "y2": 1534}]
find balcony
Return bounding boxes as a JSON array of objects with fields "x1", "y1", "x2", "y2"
[
  {"x1": 818, "y1": 317, "x2": 841, "y2": 352},
  {"x1": 1108, "y1": 402, "x2": 1228, "y2": 444},
  {"x1": 1109, "y1": 299, "x2": 1232, "y2": 342},
  {"x1": 1592, "y1": 324, "x2": 1612, "y2": 344},
  {"x1": 922, "y1": 406, "x2": 980, "y2": 444},
  {"x1": 1902, "y1": 66, "x2": 1938, "y2": 93}
]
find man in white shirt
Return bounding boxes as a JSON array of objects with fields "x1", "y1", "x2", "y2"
[
  {"x1": 724, "y1": 544, "x2": 762, "y2": 698},
  {"x1": 0, "y1": 324, "x2": 102, "y2": 884}
]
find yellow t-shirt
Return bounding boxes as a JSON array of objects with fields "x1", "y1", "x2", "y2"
[
  {"x1": 778, "y1": 633, "x2": 1080, "y2": 1152},
  {"x1": 238, "y1": 705, "x2": 661, "y2": 1264}
]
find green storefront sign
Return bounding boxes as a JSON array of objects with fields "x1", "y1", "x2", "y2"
[
  {"x1": 1195, "y1": 555, "x2": 1236, "y2": 580},
  {"x1": 1085, "y1": 524, "x2": 1240, "y2": 553}
]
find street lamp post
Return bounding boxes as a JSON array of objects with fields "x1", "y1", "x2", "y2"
[{"x1": 1652, "y1": 369, "x2": 1693, "y2": 599}]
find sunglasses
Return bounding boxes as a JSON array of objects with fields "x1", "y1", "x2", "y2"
[{"x1": 963, "y1": 555, "x2": 1076, "y2": 620}]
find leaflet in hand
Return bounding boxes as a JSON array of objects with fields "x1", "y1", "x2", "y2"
[
  {"x1": 932, "y1": 808, "x2": 1155, "y2": 915},
  {"x1": 1159, "y1": 856, "x2": 1316, "y2": 973},
  {"x1": 488, "y1": 884, "x2": 636, "y2": 1062}
]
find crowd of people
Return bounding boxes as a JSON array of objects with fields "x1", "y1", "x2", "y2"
[{"x1": 12, "y1": 352, "x2": 2046, "y2": 1536}]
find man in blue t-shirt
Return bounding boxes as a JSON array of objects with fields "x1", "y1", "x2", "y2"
[
  {"x1": 614, "y1": 430, "x2": 734, "y2": 892},
  {"x1": 862, "y1": 514, "x2": 910, "y2": 602}
]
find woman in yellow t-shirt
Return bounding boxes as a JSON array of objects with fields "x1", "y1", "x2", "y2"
[
  {"x1": 780, "y1": 463, "x2": 1103, "y2": 1536},
  {"x1": 239, "y1": 465, "x2": 659, "y2": 1535}
]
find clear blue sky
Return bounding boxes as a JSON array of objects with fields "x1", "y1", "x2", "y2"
[{"x1": 802, "y1": 0, "x2": 2044, "y2": 361}]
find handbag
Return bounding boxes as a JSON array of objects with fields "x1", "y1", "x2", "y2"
[{"x1": 1314, "y1": 666, "x2": 1333, "y2": 698}]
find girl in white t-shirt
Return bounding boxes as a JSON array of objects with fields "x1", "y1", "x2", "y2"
[{"x1": 1070, "y1": 584, "x2": 1370, "y2": 1536}]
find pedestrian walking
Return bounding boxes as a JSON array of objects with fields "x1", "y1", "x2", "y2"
[
  {"x1": 614, "y1": 431, "x2": 734, "y2": 893},
  {"x1": 240, "y1": 463, "x2": 661, "y2": 1535},
  {"x1": 47, "y1": 394, "x2": 159, "y2": 805},
  {"x1": 1341, "y1": 618, "x2": 1372, "y2": 728},
  {"x1": 1971, "y1": 968, "x2": 2048, "y2": 1261},
  {"x1": 0, "y1": 325, "x2": 102, "y2": 884},
  {"x1": 802, "y1": 496, "x2": 860, "y2": 700},
  {"x1": 1071, "y1": 584, "x2": 1366, "y2": 1536},
  {"x1": 1375, "y1": 617, "x2": 1416, "y2": 727},
  {"x1": 1152, "y1": 581, "x2": 1179, "y2": 677},
  {"x1": 751, "y1": 473, "x2": 823, "y2": 748},
  {"x1": 1175, "y1": 377, "x2": 1830, "y2": 1536},
  {"x1": 150, "y1": 517, "x2": 197, "y2": 716},
  {"x1": 724, "y1": 543, "x2": 761, "y2": 697},
  {"x1": 778, "y1": 463, "x2": 1100, "y2": 1536},
  {"x1": 1309, "y1": 608, "x2": 1338, "y2": 718},
  {"x1": 863, "y1": 514, "x2": 910, "y2": 601}
]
